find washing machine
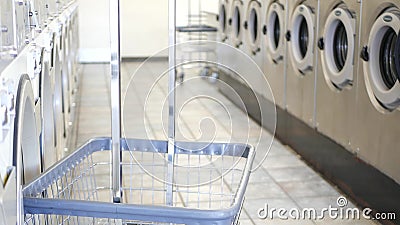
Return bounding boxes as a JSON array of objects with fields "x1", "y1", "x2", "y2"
[
  {"x1": 218, "y1": 0, "x2": 231, "y2": 43},
  {"x1": 33, "y1": 32, "x2": 58, "y2": 170},
  {"x1": 219, "y1": 0, "x2": 250, "y2": 84},
  {"x1": 59, "y1": 14, "x2": 72, "y2": 142},
  {"x1": 216, "y1": 0, "x2": 232, "y2": 75},
  {"x1": 285, "y1": 0, "x2": 319, "y2": 126},
  {"x1": 0, "y1": 50, "x2": 42, "y2": 225},
  {"x1": 355, "y1": 1, "x2": 400, "y2": 184},
  {"x1": 262, "y1": 0, "x2": 287, "y2": 108},
  {"x1": 315, "y1": 0, "x2": 361, "y2": 150},
  {"x1": 69, "y1": 5, "x2": 79, "y2": 88},
  {"x1": 242, "y1": 0, "x2": 267, "y2": 96},
  {"x1": 48, "y1": 20, "x2": 66, "y2": 158}
]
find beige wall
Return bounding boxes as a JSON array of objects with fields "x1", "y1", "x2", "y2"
[{"x1": 78, "y1": 0, "x2": 217, "y2": 62}]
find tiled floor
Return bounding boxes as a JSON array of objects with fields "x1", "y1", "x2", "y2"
[{"x1": 71, "y1": 62, "x2": 378, "y2": 225}]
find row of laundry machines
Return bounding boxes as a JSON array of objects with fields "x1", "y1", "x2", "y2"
[
  {"x1": 216, "y1": 0, "x2": 400, "y2": 184},
  {"x1": 0, "y1": 0, "x2": 79, "y2": 224}
]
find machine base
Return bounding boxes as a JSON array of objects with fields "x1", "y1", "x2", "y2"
[{"x1": 217, "y1": 72, "x2": 400, "y2": 225}]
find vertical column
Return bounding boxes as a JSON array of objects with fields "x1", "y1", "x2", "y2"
[
  {"x1": 109, "y1": 0, "x2": 122, "y2": 203},
  {"x1": 166, "y1": 0, "x2": 177, "y2": 206}
]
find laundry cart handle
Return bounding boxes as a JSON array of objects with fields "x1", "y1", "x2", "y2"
[
  {"x1": 166, "y1": 0, "x2": 177, "y2": 206},
  {"x1": 109, "y1": 0, "x2": 177, "y2": 204},
  {"x1": 109, "y1": 0, "x2": 122, "y2": 203}
]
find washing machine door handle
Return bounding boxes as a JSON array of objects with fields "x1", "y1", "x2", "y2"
[
  {"x1": 395, "y1": 30, "x2": 400, "y2": 80},
  {"x1": 360, "y1": 46, "x2": 369, "y2": 62}
]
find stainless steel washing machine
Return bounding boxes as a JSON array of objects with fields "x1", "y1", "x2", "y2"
[
  {"x1": 355, "y1": 1, "x2": 400, "y2": 183},
  {"x1": 285, "y1": 0, "x2": 319, "y2": 126},
  {"x1": 218, "y1": 0, "x2": 231, "y2": 43},
  {"x1": 219, "y1": 0, "x2": 253, "y2": 86},
  {"x1": 262, "y1": 0, "x2": 287, "y2": 108},
  {"x1": 315, "y1": 0, "x2": 361, "y2": 150}
]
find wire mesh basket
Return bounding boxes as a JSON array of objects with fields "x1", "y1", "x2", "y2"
[{"x1": 23, "y1": 137, "x2": 255, "y2": 225}]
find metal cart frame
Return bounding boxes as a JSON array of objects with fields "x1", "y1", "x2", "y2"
[{"x1": 22, "y1": 0, "x2": 255, "y2": 224}]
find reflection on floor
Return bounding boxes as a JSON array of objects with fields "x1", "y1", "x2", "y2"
[{"x1": 71, "y1": 62, "x2": 378, "y2": 225}]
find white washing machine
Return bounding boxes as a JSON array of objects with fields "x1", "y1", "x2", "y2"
[
  {"x1": 315, "y1": 0, "x2": 361, "y2": 150},
  {"x1": 285, "y1": 0, "x2": 319, "y2": 126},
  {"x1": 355, "y1": 1, "x2": 400, "y2": 184},
  {"x1": 0, "y1": 50, "x2": 42, "y2": 225},
  {"x1": 262, "y1": 0, "x2": 287, "y2": 108}
]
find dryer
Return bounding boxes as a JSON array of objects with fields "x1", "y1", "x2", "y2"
[
  {"x1": 356, "y1": 1, "x2": 400, "y2": 184},
  {"x1": 315, "y1": 0, "x2": 361, "y2": 150},
  {"x1": 262, "y1": 0, "x2": 287, "y2": 108},
  {"x1": 285, "y1": 0, "x2": 319, "y2": 126}
]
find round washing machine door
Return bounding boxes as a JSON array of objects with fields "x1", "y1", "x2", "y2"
[
  {"x1": 363, "y1": 8, "x2": 400, "y2": 111},
  {"x1": 39, "y1": 48, "x2": 57, "y2": 170},
  {"x1": 289, "y1": 4, "x2": 315, "y2": 74},
  {"x1": 321, "y1": 6, "x2": 355, "y2": 90},
  {"x1": 245, "y1": 0, "x2": 261, "y2": 54},
  {"x1": 14, "y1": 75, "x2": 41, "y2": 184},
  {"x1": 266, "y1": 2, "x2": 285, "y2": 63},
  {"x1": 231, "y1": 0, "x2": 244, "y2": 47},
  {"x1": 219, "y1": 1, "x2": 229, "y2": 41},
  {"x1": 52, "y1": 32, "x2": 66, "y2": 154}
]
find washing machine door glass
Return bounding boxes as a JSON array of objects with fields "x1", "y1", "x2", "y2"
[
  {"x1": 322, "y1": 7, "x2": 355, "y2": 89},
  {"x1": 231, "y1": 1, "x2": 243, "y2": 47},
  {"x1": 290, "y1": 4, "x2": 315, "y2": 73},
  {"x1": 298, "y1": 17, "x2": 309, "y2": 59},
  {"x1": 273, "y1": 14, "x2": 280, "y2": 48},
  {"x1": 333, "y1": 22, "x2": 348, "y2": 71},
  {"x1": 365, "y1": 9, "x2": 400, "y2": 110},
  {"x1": 233, "y1": 6, "x2": 241, "y2": 37},
  {"x1": 380, "y1": 27, "x2": 398, "y2": 89},
  {"x1": 246, "y1": 1, "x2": 261, "y2": 53},
  {"x1": 249, "y1": 8, "x2": 258, "y2": 43},
  {"x1": 219, "y1": 4, "x2": 227, "y2": 32},
  {"x1": 266, "y1": 2, "x2": 285, "y2": 62}
]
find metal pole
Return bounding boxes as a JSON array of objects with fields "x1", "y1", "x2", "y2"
[
  {"x1": 166, "y1": 0, "x2": 176, "y2": 206},
  {"x1": 109, "y1": 0, "x2": 122, "y2": 203}
]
